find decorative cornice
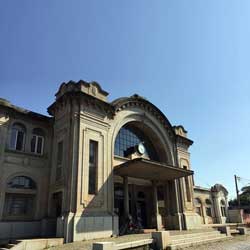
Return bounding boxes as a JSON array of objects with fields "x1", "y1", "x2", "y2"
[
  {"x1": 211, "y1": 184, "x2": 228, "y2": 195},
  {"x1": 111, "y1": 94, "x2": 176, "y2": 140},
  {"x1": 173, "y1": 125, "x2": 187, "y2": 133},
  {"x1": 0, "y1": 99, "x2": 51, "y2": 123},
  {"x1": 48, "y1": 91, "x2": 115, "y2": 118},
  {"x1": 55, "y1": 80, "x2": 109, "y2": 101},
  {"x1": 176, "y1": 134, "x2": 193, "y2": 147}
]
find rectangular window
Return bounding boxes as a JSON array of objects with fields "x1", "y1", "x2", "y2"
[
  {"x1": 31, "y1": 135, "x2": 44, "y2": 155},
  {"x1": 206, "y1": 207, "x2": 212, "y2": 217},
  {"x1": 4, "y1": 194, "x2": 34, "y2": 218},
  {"x1": 196, "y1": 207, "x2": 202, "y2": 216},
  {"x1": 37, "y1": 137, "x2": 43, "y2": 154},
  {"x1": 56, "y1": 141, "x2": 63, "y2": 180},
  {"x1": 16, "y1": 131, "x2": 24, "y2": 150},
  {"x1": 10, "y1": 129, "x2": 24, "y2": 151},
  {"x1": 88, "y1": 140, "x2": 98, "y2": 195},
  {"x1": 183, "y1": 166, "x2": 191, "y2": 202},
  {"x1": 57, "y1": 141, "x2": 63, "y2": 165},
  {"x1": 31, "y1": 136, "x2": 36, "y2": 153}
]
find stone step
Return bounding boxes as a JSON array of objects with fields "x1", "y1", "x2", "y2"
[
  {"x1": 171, "y1": 233, "x2": 224, "y2": 244},
  {"x1": 143, "y1": 229, "x2": 157, "y2": 233},
  {"x1": 170, "y1": 228, "x2": 216, "y2": 235},
  {"x1": 168, "y1": 235, "x2": 230, "y2": 250},
  {"x1": 230, "y1": 229, "x2": 239, "y2": 234},
  {"x1": 171, "y1": 230, "x2": 221, "y2": 240},
  {"x1": 116, "y1": 238, "x2": 154, "y2": 250},
  {"x1": 0, "y1": 244, "x2": 16, "y2": 250},
  {"x1": 5, "y1": 244, "x2": 16, "y2": 249}
]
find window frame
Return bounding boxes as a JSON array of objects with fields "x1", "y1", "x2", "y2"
[
  {"x1": 31, "y1": 134, "x2": 44, "y2": 155},
  {"x1": 183, "y1": 165, "x2": 192, "y2": 202},
  {"x1": 4, "y1": 193, "x2": 35, "y2": 220},
  {"x1": 3, "y1": 176, "x2": 37, "y2": 221},
  {"x1": 56, "y1": 140, "x2": 64, "y2": 181},
  {"x1": 88, "y1": 140, "x2": 98, "y2": 195},
  {"x1": 205, "y1": 199, "x2": 213, "y2": 217},
  {"x1": 9, "y1": 123, "x2": 26, "y2": 151},
  {"x1": 114, "y1": 124, "x2": 158, "y2": 161},
  {"x1": 194, "y1": 198, "x2": 203, "y2": 216}
]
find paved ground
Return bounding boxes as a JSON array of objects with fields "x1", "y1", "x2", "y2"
[
  {"x1": 186, "y1": 235, "x2": 250, "y2": 250},
  {"x1": 49, "y1": 234, "x2": 151, "y2": 250},
  {"x1": 49, "y1": 234, "x2": 250, "y2": 250}
]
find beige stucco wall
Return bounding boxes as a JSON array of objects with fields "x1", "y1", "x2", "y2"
[
  {"x1": 0, "y1": 111, "x2": 52, "y2": 220},
  {"x1": 194, "y1": 187, "x2": 228, "y2": 225}
]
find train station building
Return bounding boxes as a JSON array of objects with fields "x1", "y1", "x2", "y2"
[{"x1": 0, "y1": 80, "x2": 228, "y2": 242}]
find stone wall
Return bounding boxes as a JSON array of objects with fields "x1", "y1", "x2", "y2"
[{"x1": 0, "y1": 219, "x2": 56, "y2": 240}]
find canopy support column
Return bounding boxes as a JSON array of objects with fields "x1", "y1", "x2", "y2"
[{"x1": 123, "y1": 176, "x2": 129, "y2": 218}]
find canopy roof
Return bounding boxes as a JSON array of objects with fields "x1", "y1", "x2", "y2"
[{"x1": 113, "y1": 158, "x2": 193, "y2": 181}]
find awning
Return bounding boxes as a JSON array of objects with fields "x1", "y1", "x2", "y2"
[{"x1": 113, "y1": 158, "x2": 193, "y2": 181}]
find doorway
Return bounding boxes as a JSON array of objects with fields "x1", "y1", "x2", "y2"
[
  {"x1": 114, "y1": 183, "x2": 150, "y2": 230},
  {"x1": 136, "y1": 191, "x2": 147, "y2": 228}
]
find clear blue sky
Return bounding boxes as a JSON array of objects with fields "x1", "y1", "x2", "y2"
[{"x1": 1, "y1": 0, "x2": 250, "y2": 199}]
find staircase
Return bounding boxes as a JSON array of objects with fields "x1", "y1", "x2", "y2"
[
  {"x1": 167, "y1": 229, "x2": 231, "y2": 249},
  {"x1": 0, "y1": 238, "x2": 63, "y2": 250}
]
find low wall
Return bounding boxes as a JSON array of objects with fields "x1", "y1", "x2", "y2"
[
  {"x1": 0, "y1": 219, "x2": 56, "y2": 240},
  {"x1": 184, "y1": 212, "x2": 203, "y2": 229},
  {"x1": 228, "y1": 209, "x2": 243, "y2": 223},
  {"x1": 73, "y1": 215, "x2": 115, "y2": 241},
  {"x1": 0, "y1": 221, "x2": 41, "y2": 240}
]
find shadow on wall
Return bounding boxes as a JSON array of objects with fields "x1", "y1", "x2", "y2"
[{"x1": 70, "y1": 172, "x2": 117, "y2": 241}]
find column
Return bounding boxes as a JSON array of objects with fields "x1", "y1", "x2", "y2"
[
  {"x1": 213, "y1": 195, "x2": 222, "y2": 224},
  {"x1": 164, "y1": 182, "x2": 170, "y2": 216},
  {"x1": 172, "y1": 180, "x2": 183, "y2": 230},
  {"x1": 164, "y1": 183, "x2": 169, "y2": 229},
  {"x1": 153, "y1": 181, "x2": 161, "y2": 231},
  {"x1": 123, "y1": 176, "x2": 129, "y2": 218},
  {"x1": 201, "y1": 202, "x2": 207, "y2": 224},
  {"x1": 0, "y1": 119, "x2": 8, "y2": 220}
]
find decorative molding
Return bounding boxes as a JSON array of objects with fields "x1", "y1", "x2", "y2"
[{"x1": 112, "y1": 95, "x2": 176, "y2": 141}]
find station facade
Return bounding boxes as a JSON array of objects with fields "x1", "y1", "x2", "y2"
[{"x1": 0, "y1": 80, "x2": 228, "y2": 242}]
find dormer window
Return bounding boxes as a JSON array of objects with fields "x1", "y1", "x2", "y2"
[
  {"x1": 31, "y1": 128, "x2": 44, "y2": 155},
  {"x1": 10, "y1": 123, "x2": 26, "y2": 151}
]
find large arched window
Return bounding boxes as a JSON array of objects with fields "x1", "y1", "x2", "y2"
[
  {"x1": 205, "y1": 199, "x2": 212, "y2": 217},
  {"x1": 9, "y1": 123, "x2": 26, "y2": 151},
  {"x1": 4, "y1": 176, "x2": 37, "y2": 220},
  {"x1": 114, "y1": 123, "x2": 158, "y2": 161},
  {"x1": 31, "y1": 128, "x2": 44, "y2": 155}
]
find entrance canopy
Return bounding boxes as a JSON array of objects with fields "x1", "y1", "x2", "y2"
[{"x1": 114, "y1": 158, "x2": 193, "y2": 181}]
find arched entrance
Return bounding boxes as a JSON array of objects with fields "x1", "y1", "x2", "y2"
[{"x1": 112, "y1": 121, "x2": 193, "y2": 233}]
